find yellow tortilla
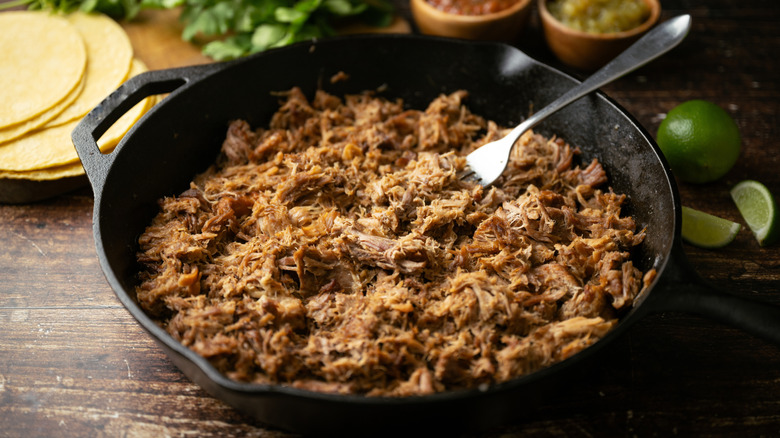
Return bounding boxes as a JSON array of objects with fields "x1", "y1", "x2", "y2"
[
  {"x1": 0, "y1": 161, "x2": 85, "y2": 181},
  {"x1": 45, "y1": 12, "x2": 134, "y2": 128},
  {"x1": 0, "y1": 121, "x2": 80, "y2": 172},
  {"x1": 0, "y1": 11, "x2": 87, "y2": 128},
  {"x1": 0, "y1": 59, "x2": 155, "y2": 172},
  {"x1": 0, "y1": 74, "x2": 86, "y2": 144}
]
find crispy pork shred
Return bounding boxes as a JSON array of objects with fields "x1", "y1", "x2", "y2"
[{"x1": 135, "y1": 87, "x2": 655, "y2": 396}]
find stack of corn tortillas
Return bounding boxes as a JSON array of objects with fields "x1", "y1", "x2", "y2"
[{"x1": 0, "y1": 10, "x2": 157, "y2": 185}]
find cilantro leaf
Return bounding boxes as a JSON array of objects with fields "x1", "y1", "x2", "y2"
[{"x1": 7, "y1": 0, "x2": 395, "y2": 59}]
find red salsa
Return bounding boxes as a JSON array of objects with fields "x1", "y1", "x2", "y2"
[{"x1": 426, "y1": 0, "x2": 520, "y2": 15}]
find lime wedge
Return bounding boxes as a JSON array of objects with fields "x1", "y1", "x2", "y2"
[
  {"x1": 730, "y1": 180, "x2": 779, "y2": 246},
  {"x1": 681, "y1": 206, "x2": 741, "y2": 248}
]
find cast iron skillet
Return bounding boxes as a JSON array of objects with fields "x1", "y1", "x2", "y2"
[{"x1": 72, "y1": 35, "x2": 780, "y2": 434}]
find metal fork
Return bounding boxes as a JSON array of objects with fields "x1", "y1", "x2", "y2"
[{"x1": 462, "y1": 14, "x2": 692, "y2": 187}]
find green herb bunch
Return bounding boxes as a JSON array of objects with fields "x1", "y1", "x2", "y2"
[{"x1": 1, "y1": 0, "x2": 394, "y2": 60}]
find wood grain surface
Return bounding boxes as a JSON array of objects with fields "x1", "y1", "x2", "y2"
[{"x1": 1, "y1": 1, "x2": 779, "y2": 437}]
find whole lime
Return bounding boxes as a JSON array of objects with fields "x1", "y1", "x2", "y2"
[{"x1": 656, "y1": 100, "x2": 741, "y2": 184}]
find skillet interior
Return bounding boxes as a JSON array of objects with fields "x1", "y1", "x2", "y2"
[{"x1": 92, "y1": 35, "x2": 677, "y2": 433}]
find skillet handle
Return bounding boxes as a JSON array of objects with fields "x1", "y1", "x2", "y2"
[
  {"x1": 71, "y1": 63, "x2": 222, "y2": 195},
  {"x1": 649, "y1": 245, "x2": 780, "y2": 345}
]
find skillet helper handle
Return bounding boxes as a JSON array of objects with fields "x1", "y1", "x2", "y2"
[
  {"x1": 71, "y1": 64, "x2": 219, "y2": 194},
  {"x1": 655, "y1": 247, "x2": 780, "y2": 345}
]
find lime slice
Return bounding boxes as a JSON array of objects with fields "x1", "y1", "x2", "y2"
[
  {"x1": 730, "y1": 180, "x2": 779, "y2": 246},
  {"x1": 681, "y1": 206, "x2": 741, "y2": 248}
]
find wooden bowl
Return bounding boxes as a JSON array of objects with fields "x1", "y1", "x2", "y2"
[
  {"x1": 410, "y1": 0, "x2": 534, "y2": 43},
  {"x1": 538, "y1": 0, "x2": 661, "y2": 70}
]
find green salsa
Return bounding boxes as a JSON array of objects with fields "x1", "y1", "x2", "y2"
[{"x1": 547, "y1": 0, "x2": 650, "y2": 33}]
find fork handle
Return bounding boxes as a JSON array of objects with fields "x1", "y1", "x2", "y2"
[{"x1": 506, "y1": 14, "x2": 692, "y2": 144}]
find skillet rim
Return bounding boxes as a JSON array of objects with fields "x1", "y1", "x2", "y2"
[{"x1": 88, "y1": 33, "x2": 680, "y2": 407}]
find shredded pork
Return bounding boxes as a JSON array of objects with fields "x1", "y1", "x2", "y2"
[{"x1": 135, "y1": 86, "x2": 655, "y2": 396}]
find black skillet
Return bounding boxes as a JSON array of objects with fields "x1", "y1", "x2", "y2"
[{"x1": 72, "y1": 34, "x2": 780, "y2": 434}]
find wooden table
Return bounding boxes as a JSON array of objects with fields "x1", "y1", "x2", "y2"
[{"x1": 2, "y1": 0, "x2": 779, "y2": 436}]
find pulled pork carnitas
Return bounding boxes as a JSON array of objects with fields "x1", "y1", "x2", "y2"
[{"x1": 136, "y1": 86, "x2": 655, "y2": 396}]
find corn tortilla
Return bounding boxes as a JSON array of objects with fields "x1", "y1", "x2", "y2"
[
  {"x1": 0, "y1": 11, "x2": 87, "y2": 128},
  {"x1": 0, "y1": 60, "x2": 155, "y2": 172},
  {"x1": 45, "y1": 12, "x2": 134, "y2": 128},
  {"x1": 0, "y1": 74, "x2": 86, "y2": 144},
  {"x1": 0, "y1": 161, "x2": 85, "y2": 181}
]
